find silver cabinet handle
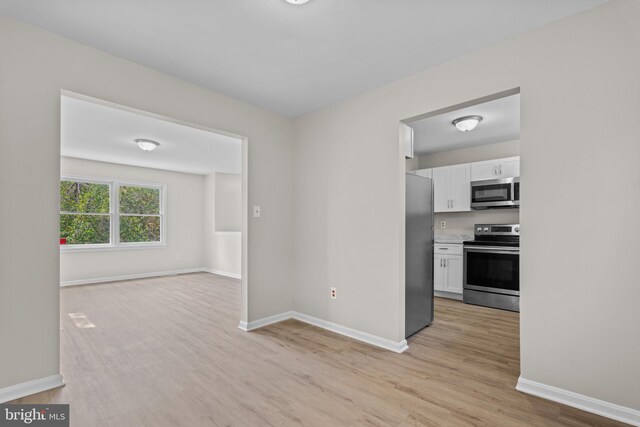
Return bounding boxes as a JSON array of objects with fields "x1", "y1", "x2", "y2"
[
  {"x1": 499, "y1": 165, "x2": 503, "y2": 175},
  {"x1": 494, "y1": 165, "x2": 497, "y2": 175},
  {"x1": 443, "y1": 258, "x2": 446, "y2": 268}
]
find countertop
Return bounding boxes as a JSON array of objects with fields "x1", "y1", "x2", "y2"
[{"x1": 434, "y1": 234, "x2": 473, "y2": 244}]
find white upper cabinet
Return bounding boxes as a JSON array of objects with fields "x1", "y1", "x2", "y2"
[
  {"x1": 471, "y1": 156, "x2": 520, "y2": 181},
  {"x1": 400, "y1": 122, "x2": 414, "y2": 159},
  {"x1": 433, "y1": 163, "x2": 470, "y2": 212}
]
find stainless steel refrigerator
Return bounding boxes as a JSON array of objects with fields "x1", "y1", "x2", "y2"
[{"x1": 405, "y1": 173, "x2": 434, "y2": 338}]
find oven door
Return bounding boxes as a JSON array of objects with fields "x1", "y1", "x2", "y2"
[
  {"x1": 464, "y1": 246, "x2": 519, "y2": 296},
  {"x1": 470, "y1": 178, "x2": 515, "y2": 209}
]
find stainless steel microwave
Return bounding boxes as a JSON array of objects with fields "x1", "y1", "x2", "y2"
[{"x1": 470, "y1": 177, "x2": 519, "y2": 209}]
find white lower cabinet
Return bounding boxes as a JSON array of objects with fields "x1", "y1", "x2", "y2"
[{"x1": 434, "y1": 244, "x2": 463, "y2": 297}]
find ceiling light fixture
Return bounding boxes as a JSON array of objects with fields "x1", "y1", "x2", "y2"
[
  {"x1": 285, "y1": 0, "x2": 310, "y2": 4},
  {"x1": 135, "y1": 138, "x2": 160, "y2": 151},
  {"x1": 452, "y1": 115, "x2": 483, "y2": 132}
]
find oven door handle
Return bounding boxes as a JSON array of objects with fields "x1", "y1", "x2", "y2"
[{"x1": 464, "y1": 246, "x2": 519, "y2": 254}]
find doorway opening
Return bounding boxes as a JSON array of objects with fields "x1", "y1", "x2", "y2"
[
  {"x1": 400, "y1": 88, "x2": 521, "y2": 363},
  {"x1": 58, "y1": 90, "x2": 249, "y2": 332}
]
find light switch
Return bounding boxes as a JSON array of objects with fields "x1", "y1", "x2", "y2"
[{"x1": 253, "y1": 206, "x2": 261, "y2": 218}]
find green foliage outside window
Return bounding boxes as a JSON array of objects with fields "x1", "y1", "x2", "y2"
[
  {"x1": 60, "y1": 181, "x2": 162, "y2": 245},
  {"x1": 119, "y1": 186, "x2": 161, "y2": 243},
  {"x1": 60, "y1": 181, "x2": 110, "y2": 244}
]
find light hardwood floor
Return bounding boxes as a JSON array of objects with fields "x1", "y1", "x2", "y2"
[{"x1": 14, "y1": 273, "x2": 621, "y2": 426}]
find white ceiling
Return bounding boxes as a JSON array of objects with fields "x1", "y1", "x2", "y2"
[
  {"x1": 410, "y1": 94, "x2": 520, "y2": 155},
  {"x1": 1, "y1": 1, "x2": 605, "y2": 117},
  {"x1": 61, "y1": 96, "x2": 242, "y2": 175}
]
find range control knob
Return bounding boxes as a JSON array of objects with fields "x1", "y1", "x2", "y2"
[
  {"x1": 483, "y1": 227, "x2": 489, "y2": 232},
  {"x1": 515, "y1": 226, "x2": 520, "y2": 232},
  {"x1": 476, "y1": 227, "x2": 482, "y2": 232}
]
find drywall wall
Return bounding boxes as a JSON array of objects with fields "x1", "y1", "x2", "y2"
[
  {"x1": 0, "y1": 15, "x2": 293, "y2": 393},
  {"x1": 203, "y1": 173, "x2": 242, "y2": 277},
  {"x1": 215, "y1": 173, "x2": 242, "y2": 232},
  {"x1": 59, "y1": 157, "x2": 205, "y2": 283},
  {"x1": 417, "y1": 139, "x2": 520, "y2": 169},
  {"x1": 418, "y1": 140, "x2": 521, "y2": 235},
  {"x1": 293, "y1": 0, "x2": 640, "y2": 413}
]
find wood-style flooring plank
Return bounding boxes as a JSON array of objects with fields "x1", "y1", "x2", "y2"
[{"x1": 12, "y1": 273, "x2": 623, "y2": 426}]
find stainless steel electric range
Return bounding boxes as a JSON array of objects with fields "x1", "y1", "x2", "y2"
[{"x1": 463, "y1": 224, "x2": 520, "y2": 312}]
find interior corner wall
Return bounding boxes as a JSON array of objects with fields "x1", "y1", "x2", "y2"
[
  {"x1": 0, "y1": 16, "x2": 293, "y2": 391},
  {"x1": 59, "y1": 157, "x2": 205, "y2": 284},
  {"x1": 292, "y1": 0, "x2": 640, "y2": 411},
  {"x1": 203, "y1": 173, "x2": 242, "y2": 277}
]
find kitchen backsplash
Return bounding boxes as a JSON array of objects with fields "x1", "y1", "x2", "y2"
[{"x1": 435, "y1": 209, "x2": 520, "y2": 236}]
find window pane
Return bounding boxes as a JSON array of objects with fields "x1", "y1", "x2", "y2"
[
  {"x1": 60, "y1": 181, "x2": 110, "y2": 213},
  {"x1": 119, "y1": 186, "x2": 160, "y2": 214},
  {"x1": 60, "y1": 214, "x2": 110, "y2": 244},
  {"x1": 120, "y1": 216, "x2": 161, "y2": 243}
]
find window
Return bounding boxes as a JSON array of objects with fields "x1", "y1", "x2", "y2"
[
  {"x1": 60, "y1": 177, "x2": 165, "y2": 250},
  {"x1": 119, "y1": 185, "x2": 162, "y2": 243},
  {"x1": 60, "y1": 180, "x2": 111, "y2": 245}
]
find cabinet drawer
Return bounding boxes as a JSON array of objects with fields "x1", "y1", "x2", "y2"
[{"x1": 434, "y1": 244, "x2": 463, "y2": 255}]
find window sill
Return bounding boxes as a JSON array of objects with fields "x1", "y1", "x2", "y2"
[{"x1": 60, "y1": 243, "x2": 167, "y2": 253}]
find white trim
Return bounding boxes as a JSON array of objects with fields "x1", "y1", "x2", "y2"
[
  {"x1": 516, "y1": 376, "x2": 640, "y2": 426},
  {"x1": 238, "y1": 311, "x2": 294, "y2": 332},
  {"x1": 0, "y1": 374, "x2": 65, "y2": 404},
  {"x1": 434, "y1": 290, "x2": 463, "y2": 301},
  {"x1": 292, "y1": 312, "x2": 409, "y2": 353},
  {"x1": 238, "y1": 311, "x2": 408, "y2": 354},
  {"x1": 61, "y1": 243, "x2": 167, "y2": 253},
  {"x1": 60, "y1": 268, "x2": 205, "y2": 287},
  {"x1": 203, "y1": 268, "x2": 241, "y2": 279},
  {"x1": 214, "y1": 231, "x2": 241, "y2": 236}
]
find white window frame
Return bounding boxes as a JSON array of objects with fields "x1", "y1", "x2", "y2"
[{"x1": 60, "y1": 176, "x2": 166, "y2": 252}]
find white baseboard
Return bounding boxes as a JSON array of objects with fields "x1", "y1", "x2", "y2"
[
  {"x1": 238, "y1": 311, "x2": 294, "y2": 332},
  {"x1": 60, "y1": 268, "x2": 206, "y2": 287},
  {"x1": 203, "y1": 269, "x2": 241, "y2": 280},
  {"x1": 434, "y1": 290, "x2": 463, "y2": 301},
  {"x1": 0, "y1": 374, "x2": 65, "y2": 404},
  {"x1": 238, "y1": 311, "x2": 408, "y2": 354},
  {"x1": 516, "y1": 376, "x2": 640, "y2": 426}
]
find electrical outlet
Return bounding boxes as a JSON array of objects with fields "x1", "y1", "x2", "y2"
[
  {"x1": 440, "y1": 221, "x2": 446, "y2": 229},
  {"x1": 176, "y1": 253, "x2": 182, "y2": 260},
  {"x1": 253, "y1": 205, "x2": 261, "y2": 218},
  {"x1": 330, "y1": 287, "x2": 337, "y2": 299}
]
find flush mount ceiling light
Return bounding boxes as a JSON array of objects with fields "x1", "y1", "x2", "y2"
[
  {"x1": 135, "y1": 138, "x2": 160, "y2": 151},
  {"x1": 452, "y1": 115, "x2": 483, "y2": 132},
  {"x1": 285, "y1": 0, "x2": 310, "y2": 4}
]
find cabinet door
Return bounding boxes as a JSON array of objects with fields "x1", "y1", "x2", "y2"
[
  {"x1": 498, "y1": 157, "x2": 520, "y2": 178},
  {"x1": 401, "y1": 123, "x2": 414, "y2": 159},
  {"x1": 432, "y1": 167, "x2": 450, "y2": 212},
  {"x1": 444, "y1": 256, "x2": 463, "y2": 294},
  {"x1": 471, "y1": 160, "x2": 498, "y2": 181},
  {"x1": 449, "y1": 164, "x2": 470, "y2": 212},
  {"x1": 434, "y1": 254, "x2": 446, "y2": 291}
]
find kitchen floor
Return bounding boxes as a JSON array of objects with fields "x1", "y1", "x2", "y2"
[{"x1": 13, "y1": 273, "x2": 621, "y2": 426}]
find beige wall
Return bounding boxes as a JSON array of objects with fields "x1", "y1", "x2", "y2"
[
  {"x1": 418, "y1": 140, "x2": 521, "y2": 235},
  {"x1": 417, "y1": 139, "x2": 520, "y2": 169},
  {"x1": 215, "y1": 173, "x2": 242, "y2": 232},
  {"x1": 0, "y1": 16, "x2": 293, "y2": 390},
  {"x1": 293, "y1": 0, "x2": 640, "y2": 411},
  {"x1": 203, "y1": 173, "x2": 242, "y2": 277},
  {"x1": 59, "y1": 158, "x2": 205, "y2": 283}
]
